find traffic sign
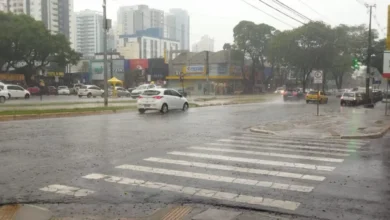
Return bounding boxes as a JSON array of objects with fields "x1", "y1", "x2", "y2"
[
  {"x1": 383, "y1": 51, "x2": 390, "y2": 78},
  {"x1": 313, "y1": 71, "x2": 323, "y2": 84}
]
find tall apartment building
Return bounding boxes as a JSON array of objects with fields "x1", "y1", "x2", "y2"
[
  {"x1": 167, "y1": 8, "x2": 190, "y2": 50},
  {"x1": 75, "y1": 10, "x2": 104, "y2": 57},
  {"x1": 0, "y1": 0, "x2": 7, "y2": 11},
  {"x1": 2, "y1": 0, "x2": 74, "y2": 44},
  {"x1": 116, "y1": 5, "x2": 164, "y2": 37},
  {"x1": 192, "y1": 35, "x2": 214, "y2": 52}
]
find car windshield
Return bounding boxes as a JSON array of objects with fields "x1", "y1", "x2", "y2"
[
  {"x1": 308, "y1": 91, "x2": 318, "y2": 95},
  {"x1": 343, "y1": 93, "x2": 355, "y2": 97},
  {"x1": 136, "y1": 85, "x2": 148, "y2": 90},
  {"x1": 80, "y1": 85, "x2": 87, "y2": 89},
  {"x1": 142, "y1": 90, "x2": 160, "y2": 96}
]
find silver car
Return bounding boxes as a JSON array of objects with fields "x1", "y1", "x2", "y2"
[{"x1": 109, "y1": 86, "x2": 131, "y2": 97}]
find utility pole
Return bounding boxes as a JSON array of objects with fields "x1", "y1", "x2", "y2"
[
  {"x1": 103, "y1": 0, "x2": 108, "y2": 106},
  {"x1": 365, "y1": 4, "x2": 375, "y2": 101},
  {"x1": 110, "y1": 50, "x2": 113, "y2": 78},
  {"x1": 205, "y1": 51, "x2": 209, "y2": 95}
]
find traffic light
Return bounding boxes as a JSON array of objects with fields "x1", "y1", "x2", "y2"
[{"x1": 352, "y1": 58, "x2": 360, "y2": 70}]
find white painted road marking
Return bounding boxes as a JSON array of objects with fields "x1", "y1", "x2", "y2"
[
  {"x1": 189, "y1": 146, "x2": 344, "y2": 163},
  {"x1": 115, "y1": 164, "x2": 314, "y2": 192},
  {"x1": 82, "y1": 173, "x2": 301, "y2": 211},
  {"x1": 225, "y1": 137, "x2": 363, "y2": 148},
  {"x1": 168, "y1": 151, "x2": 335, "y2": 171},
  {"x1": 216, "y1": 140, "x2": 358, "y2": 153},
  {"x1": 40, "y1": 184, "x2": 95, "y2": 197},
  {"x1": 144, "y1": 157, "x2": 326, "y2": 181},
  {"x1": 207, "y1": 143, "x2": 350, "y2": 156},
  {"x1": 239, "y1": 133, "x2": 369, "y2": 145}
]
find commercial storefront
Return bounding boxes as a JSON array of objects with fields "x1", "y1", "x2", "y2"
[{"x1": 91, "y1": 60, "x2": 126, "y2": 87}]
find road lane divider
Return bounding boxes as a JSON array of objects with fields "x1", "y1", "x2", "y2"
[
  {"x1": 206, "y1": 143, "x2": 350, "y2": 156},
  {"x1": 82, "y1": 173, "x2": 301, "y2": 211},
  {"x1": 39, "y1": 184, "x2": 94, "y2": 197},
  {"x1": 144, "y1": 157, "x2": 326, "y2": 181},
  {"x1": 168, "y1": 151, "x2": 336, "y2": 171},
  {"x1": 189, "y1": 146, "x2": 344, "y2": 163},
  {"x1": 115, "y1": 164, "x2": 314, "y2": 192}
]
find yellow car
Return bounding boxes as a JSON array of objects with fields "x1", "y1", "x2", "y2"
[{"x1": 305, "y1": 91, "x2": 328, "y2": 104}]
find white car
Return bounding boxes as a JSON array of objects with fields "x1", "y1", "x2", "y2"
[
  {"x1": 1, "y1": 84, "x2": 30, "y2": 99},
  {"x1": 58, "y1": 86, "x2": 70, "y2": 95},
  {"x1": 131, "y1": 84, "x2": 157, "y2": 99},
  {"x1": 0, "y1": 88, "x2": 7, "y2": 103},
  {"x1": 78, "y1": 85, "x2": 104, "y2": 98},
  {"x1": 137, "y1": 88, "x2": 189, "y2": 114}
]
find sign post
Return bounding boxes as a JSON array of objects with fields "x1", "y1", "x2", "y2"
[{"x1": 313, "y1": 71, "x2": 323, "y2": 116}]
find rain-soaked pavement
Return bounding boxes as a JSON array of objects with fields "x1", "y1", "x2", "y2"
[{"x1": 0, "y1": 98, "x2": 389, "y2": 220}]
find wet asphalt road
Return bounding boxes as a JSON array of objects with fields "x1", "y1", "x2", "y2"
[{"x1": 0, "y1": 98, "x2": 389, "y2": 220}]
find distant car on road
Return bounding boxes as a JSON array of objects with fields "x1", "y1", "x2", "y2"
[
  {"x1": 131, "y1": 84, "x2": 157, "y2": 99},
  {"x1": 305, "y1": 91, "x2": 328, "y2": 104},
  {"x1": 48, "y1": 86, "x2": 57, "y2": 95},
  {"x1": 70, "y1": 83, "x2": 84, "y2": 95},
  {"x1": 137, "y1": 88, "x2": 189, "y2": 114},
  {"x1": 27, "y1": 86, "x2": 40, "y2": 95},
  {"x1": 0, "y1": 87, "x2": 7, "y2": 103},
  {"x1": 1, "y1": 84, "x2": 30, "y2": 99},
  {"x1": 109, "y1": 86, "x2": 131, "y2": 97},
  {"x1": 340, "y1": 92, "x2": 363, "y2": 106},
  {"x1": 78, "y1": 85, "x2": 104, "y2": 98},
  {"x1": 58, "y1": 86, "x2": 70, "y2": 95},
  {"x1": 283, "y1": 89, "x2": 304, "y2": 101},
  {"x1": 274, "y1": 87, "x2": 285, "y2": 94}
]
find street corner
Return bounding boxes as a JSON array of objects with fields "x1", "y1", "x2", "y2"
[
  {"x1": 340, "y1": 124, "x2": 390, "y2": 139},
  {"x1": 0, "y1": 204, "x2": 53, "y2": 220}
]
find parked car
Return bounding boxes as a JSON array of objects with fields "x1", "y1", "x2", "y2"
[
  {"x1": 27, "y1": 86, "x2": 40, "y2": 95},
  {"x1": 170, "y1": 88, "x2": 188, "y2": 97},
  {"x1": 335, "y1": 89, "x2": 350, "y2": 98},
  {"x1": 0, "y1": 87, "x2": 7, "y2": 103},
  {"x1": 340, "y1": 92, "x2": 363, "y2": 106},
  {"x1": 383, "y1": 92, "x2": 390, "y2": 103},
  {"x1": 131, "y1": 84, "x2": 157, "y2": 99},
  {"x1": 274, "y1": 87, "x2": 285, "y2": 94},
  {"x1": 58, "y1": 86, "x2": 70, "y2": 95},
  {"x1": 48, "y1": 86, "x2": 57, "y2": 95},
  {"x1": 78, "y1": 85, "x2": 104, "y2": 98},
  {"x1": 305, "y1": 91, "x2": 328, "y2": 104},
  {"x1": 127, "y1": 88, "x2": 135, "y2": 93},
  {"x1": 109, "y1": 86, "x2": 131, "y2": 97},
  {"x1": 283, "y1": 89, "x2": 304, "y2": 101},
  {"x1": 70, "y1": 83, "x2": 84, "y2": 94},
  {"x1": 1, "y1": 84, "x2": 30, "y2": 99},
  {"x1": 137, "y1": 88, "x2": 189, "y2": 114},
  {"x1": 372, "y1": 90, "x2": 383, "y2": 103}
]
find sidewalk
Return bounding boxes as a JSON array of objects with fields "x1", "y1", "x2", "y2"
[{"x1": 250, "y1": 102, "x2": 390, "y2": 139}]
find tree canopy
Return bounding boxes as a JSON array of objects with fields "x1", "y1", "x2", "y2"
[
  {"x1": 0, "y1": 12, "x2": 81, "y2": 83},
  {"x1": 231, "y1": 19, "x2": 384, "y2": 92}
]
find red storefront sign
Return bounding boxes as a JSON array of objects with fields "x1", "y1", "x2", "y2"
[{"x1": 129, "y1": 59, "x2": 149, "y2": 70}]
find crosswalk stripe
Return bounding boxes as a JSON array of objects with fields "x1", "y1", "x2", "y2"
[
  {"x1": 239, "y1": 133, "x2": 369, "y2": 145},
  {"x1": 217, "y1": 139, "x2": 358, "y2": 152},
  {"x1": 82, "y1": 173, "x2": 300, "y2": 211},
  {"x1": 40, "y1": 184, "x2": 95, "y2": 197},
  {"x1": 144, "y1": 157, "x2": 326, "y2": 181},
  {"x1": 115, "y1": 164, "x2": 314, "y2": 192},
  {"x1": 168, "y1": 151, "x2": 335, "y2": 171},
  {"x1": 189, "y1": 146, "x2": 344, "y2": 163},
  {"x1": 225, "y1": 137, "x2": 362, "y2": 148},
  {"x1": 207, "y1": 143, "x2": 351, "y2": 156}
]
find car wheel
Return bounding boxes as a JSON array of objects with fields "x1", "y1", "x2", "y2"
[
  {"x1": 138, "y1": 109, "x2": 146, "y2": 114},
  {"x1": 160, "y1": 104, "x2": 168, "y2": 114},
  {"x1": 25, "y1": 94, "x2": 30, "y2": 99},
  {"x1": 78, "y1": 95, "x2": 82, "y2": 98},
  {"x1": 8, "y1": 94, "x2": 11, "y2": 99},
  {"x1": 182, "y1": 102, "x2": 189, "y2": 111},
  {"x1": 0, "y1": 96, "x2": 5, "y2": 103},
  {"x1": 87, "y1": 93, "x2": 92, "y2": 98}
]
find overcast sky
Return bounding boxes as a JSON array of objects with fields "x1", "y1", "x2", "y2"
[{"x1": 75, "y1": 0, "x2": 388, "y2": 51}]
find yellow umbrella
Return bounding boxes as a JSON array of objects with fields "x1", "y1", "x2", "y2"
[{"x1": 107, "y1": 77, "x2": 123, "y2": 86}]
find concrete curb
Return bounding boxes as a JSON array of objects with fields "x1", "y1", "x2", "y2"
[
  {"x1": 340, "y1": 124, "x2": 390, "y2": 139},
  {"x1": 0, "y1": 109, "x2": 132, "y2": 122}
]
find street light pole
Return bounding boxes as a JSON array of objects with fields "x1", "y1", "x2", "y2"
[
  {"x1": 103, "y1": 0, "x2": 108, "y2": 107},
  {"x1": 365, "y1": 4, "x2": 375, "y2": 102}
]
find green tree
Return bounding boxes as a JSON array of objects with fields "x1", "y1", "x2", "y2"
[{"x1": 222, "y1": 43, "x2": 232, "y2": 50}]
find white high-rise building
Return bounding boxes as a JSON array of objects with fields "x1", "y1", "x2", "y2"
[
  {"x1": 167, "y1": 8, "x2": 190, "y2": 50},
  {"x1": 0, "y1": 0, "x2": 7, "y2": 11},
  {"x1": 192, "y1": 35, "x2": 214, "y2": 52},
  {"x1": 116, "y1": 4, "x2": 164, "y2": 36},
  {"x1": 75, "y1": 10, "x2": 104, "y2": 57}
]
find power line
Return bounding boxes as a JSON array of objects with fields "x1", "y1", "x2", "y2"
[
  {"x1": 271, "y1": 0, "x2": 312, "y2": 22},
  {"x1": 295, "y1": 0, "x2": 333, "y2": 23},
  {"x1": 257, "y1": 0, "x2": 305, "y2": 25},
  {"x1": 240, "y1": 0, "x2": 296, "y2": 28}
]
